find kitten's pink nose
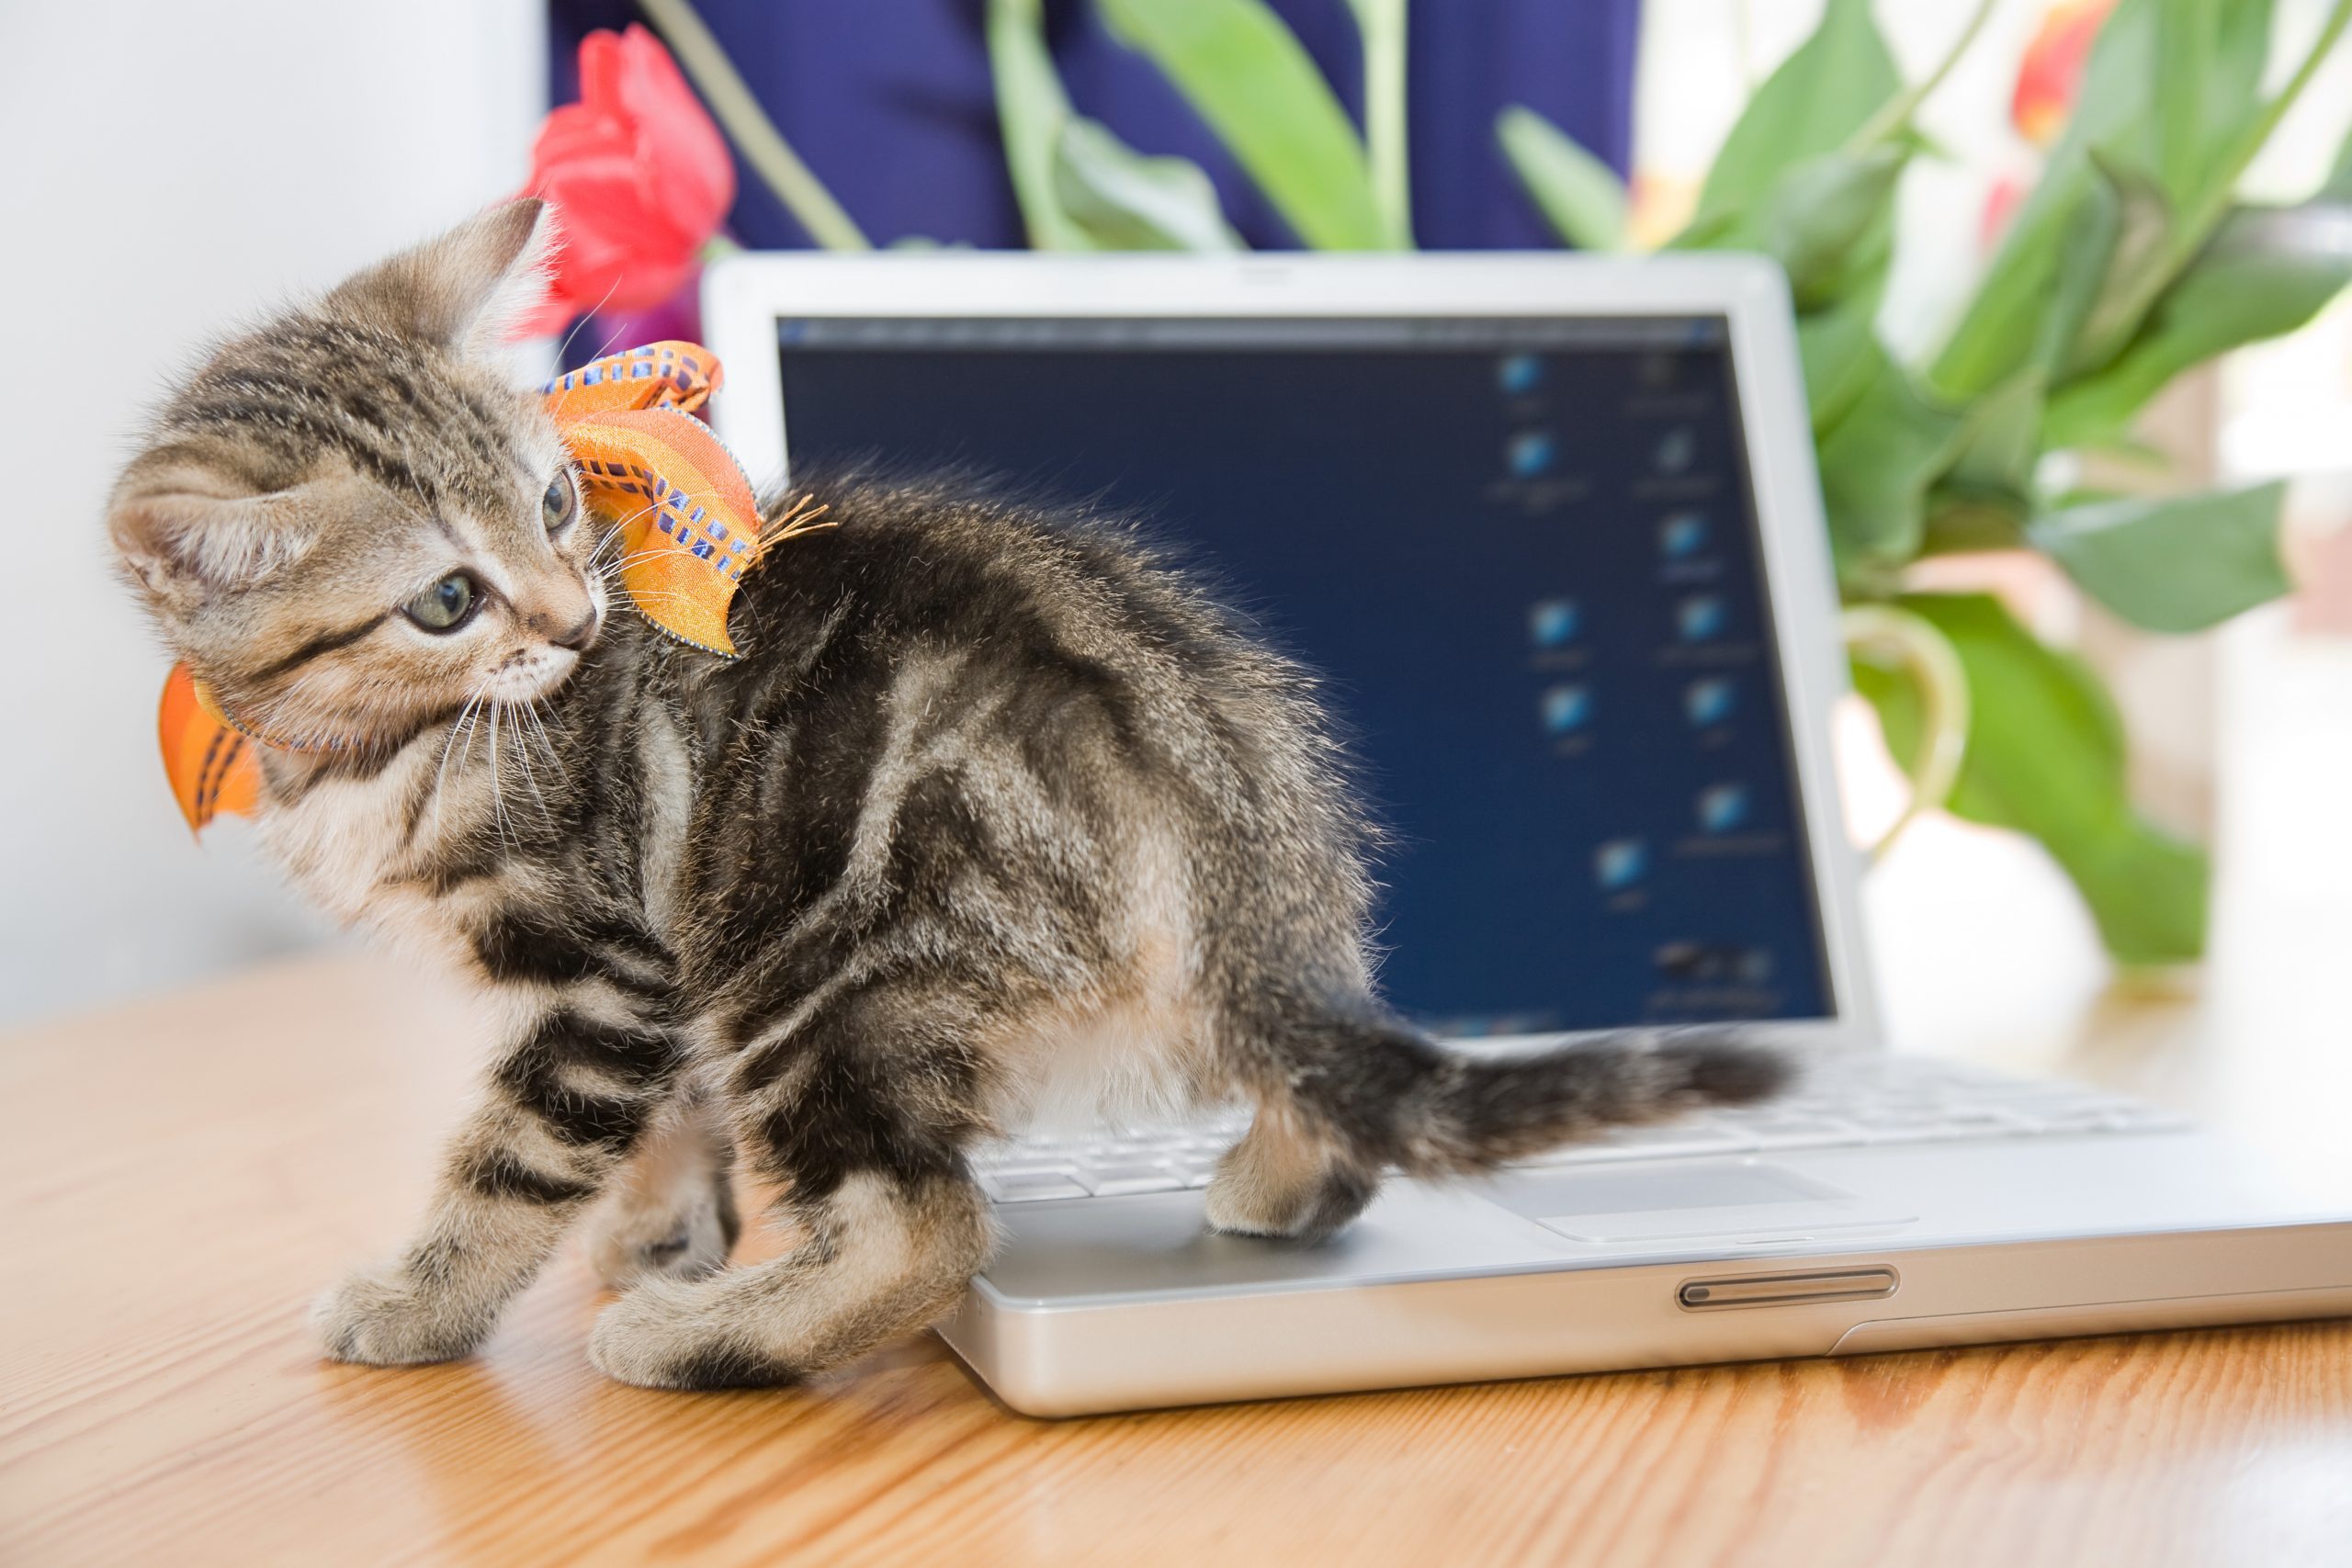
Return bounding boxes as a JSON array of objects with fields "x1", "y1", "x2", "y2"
[
  {"x1": 522, "y1": 583, "x2": 600, "y2": 650},
  {"x1": 550, "y1": 607, "x2": 601, "y2": 651}
]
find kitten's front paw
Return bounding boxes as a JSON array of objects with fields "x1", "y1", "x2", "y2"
[
  {"x1": 311, "y1": 1268, "x2": 486, "y2": 1366},
  {"x1": 588, "y1": 1277, "x2": 788, "y2": 1391}
]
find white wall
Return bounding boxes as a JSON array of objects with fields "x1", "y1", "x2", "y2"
[{"x1": 0, "y1": 0, "x2": 545, "y2": 1027}]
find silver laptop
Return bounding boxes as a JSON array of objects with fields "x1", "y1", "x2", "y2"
[{"x1": 706, "y1": 253, "x2": 2352, "y2": 1416}]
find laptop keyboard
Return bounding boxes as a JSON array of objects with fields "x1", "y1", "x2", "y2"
[{"x1": 967, "y1": 1051, "x2": 2192, "y2": 1203}]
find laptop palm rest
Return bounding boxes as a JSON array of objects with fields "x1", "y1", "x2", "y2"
[
  {"x1": 977, "y1": 1164, "x2": 1922, "y2": 1306},
  {"x1": 978, "y1": 1183, "x2": 1577, "y2": 1304}
]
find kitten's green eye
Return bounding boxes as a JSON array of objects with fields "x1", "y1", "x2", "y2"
[
  {"x1": 542, "y1": 472, "x2": 576, "y2": 533},
  {"x1": 404, "y1": 571, "x2": 480, "y2": 633}
]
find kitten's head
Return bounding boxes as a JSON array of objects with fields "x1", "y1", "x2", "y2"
[{"x1": 108, "y1": 198, "x2": 607, "y2": 751}]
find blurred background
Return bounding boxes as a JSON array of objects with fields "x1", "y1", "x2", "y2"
[{"x1": 6, "y1": 0, "x2": 2351, "y2": 1116}]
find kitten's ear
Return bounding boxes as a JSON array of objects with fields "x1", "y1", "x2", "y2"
[
  {"x1": 325, "y1": 197, "x2": 557, "y2": 358},
  {"x1": 107, "y1": 469, "x2": 315, "y2": 607}
]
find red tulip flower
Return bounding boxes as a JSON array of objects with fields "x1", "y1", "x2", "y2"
[
  {"x1": 520, "y1": 24, "x2": 736, "y2": 335},
  {"x1": 2011, "y1": 0, "x2": 2115, "y2": 147}
]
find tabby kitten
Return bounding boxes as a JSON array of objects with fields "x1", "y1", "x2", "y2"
[{"x1": 107, "y1": 200, "x2": 1787, "y2": 1391}]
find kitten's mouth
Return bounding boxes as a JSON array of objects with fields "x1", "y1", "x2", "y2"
[{"x1": 485, "y1": 648, "x2": 581, "y2": 704}]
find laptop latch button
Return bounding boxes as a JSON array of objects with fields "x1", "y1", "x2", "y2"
[{"x1": 1679, "y1": 1268, "x2": 1899, "y2": 1309}]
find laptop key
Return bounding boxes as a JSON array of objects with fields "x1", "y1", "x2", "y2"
[
  {"x1": 1910, "y1": 1110, "x2": 2039, "y2": 1139},
  {"x1": 2020, "y1": 1109, "x2": 2163, "y2": 1135},
  {"x1": 1738, "y1": 1115, "x2": 1871, "y2": 1149},
  {"x1": 980, "y1": 1168, "x2": 1091, "y2": 1202},
  {"x1": 1528, "y1": 1126, "x2": 1755, "y2": 1165},
  {"x1": 1079, "y1": 1162, "x2": 1186, "y2": 1196}
]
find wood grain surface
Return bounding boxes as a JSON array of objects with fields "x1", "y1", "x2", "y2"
[{"x1": 4, "y1": 953, "x2": 2349, "y2": 1568}]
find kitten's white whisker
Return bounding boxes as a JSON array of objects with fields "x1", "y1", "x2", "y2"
[
  {"x1": 428, "y1": 687, "x2": 488, "y2": 837},
  {"x1": 486, "y1": 702, "x2": 515, "y2": 850},
  {"x1": 585, "y1": 315, "x2": 632, "y2": 365},
  {"x1": 553, "y1": 276, "x2": 627, "y2": 367},
  {"x1": 526, "y1": 693, "x2": 566, "y2": 748},
  {"x1": 589, "y1": 518, "x2": 628, "y2": 569},
  {"x1": 508, "y1": 695, "x2": 553, "y2": 823},
  {"x1": 588, "y1": 498, "x2": 668, "y2": 547}
]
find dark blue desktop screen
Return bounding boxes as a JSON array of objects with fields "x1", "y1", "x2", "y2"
[{"x1": 775, "y1": 316, "x2": 1834, "y2": 1033}]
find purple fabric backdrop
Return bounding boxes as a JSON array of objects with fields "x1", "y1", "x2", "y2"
[{"x1": 548, "y1": 0, "x2": 1638, "y2": 252}]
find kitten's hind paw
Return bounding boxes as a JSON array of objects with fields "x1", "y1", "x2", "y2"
[
  {"x1": 311, "y1": 1268, "x2": 488, "y2": 1366},
  {"x1": 587, "y1": 1275, "x2": 795, "y2": 1391}
]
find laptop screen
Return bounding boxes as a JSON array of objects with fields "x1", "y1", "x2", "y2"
[{"x1": 773, "y1": 315, "x2": 1834, "y2": 1035}]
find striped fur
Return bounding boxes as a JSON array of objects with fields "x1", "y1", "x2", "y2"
[{"x1": 107, "y1": 202, "x2": 1788, "y2": 1392}]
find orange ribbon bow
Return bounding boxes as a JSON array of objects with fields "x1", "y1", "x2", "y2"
[{"x1": 162, "y1": 340, "x2": 825, "y2": 833}]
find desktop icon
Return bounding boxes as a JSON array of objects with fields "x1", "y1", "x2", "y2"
[
  {"x1": 1677, "y1": 595, "x2": 1726, "y2": 641},
  {"x1": 1653, "y1": 426, "x2": 1696, "y2": 475},
  {"x1": 1685, "y1": 677, "x2": 1735, "y2": 727},
  {"x1": 1697, "y1": 784, "x2": 1749, "y2": 833},
  {"x1": 1659, "y1": 512, "x2": 1708, "y2": 558},
  {"x1": 1594, "y1": 838, "x2": 1647, "y2": 891},
  {"x1": 1527, "y1": 597, "x2": 1579, "y2": 648},
  {"x1": 1498, "y1": 353, "x2": 1544, "y2": 396},
  {"x1": 1508, "y1": 431, "x2": 1556, "y2": 478},
  {"x1": 1540, "y1": 684, "x2": 1592, "y2": 735}
]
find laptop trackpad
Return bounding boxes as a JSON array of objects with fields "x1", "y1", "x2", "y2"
[{"x1": 1497, "y1": 1161, "x2": 1917, "y2": 1243}]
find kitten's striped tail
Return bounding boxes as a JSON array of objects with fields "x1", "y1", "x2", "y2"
[{"x1": 1291, "y1": 1010, "x2": 1792, "y2": 1177}]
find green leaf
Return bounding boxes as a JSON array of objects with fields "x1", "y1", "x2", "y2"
[
  {"x1": 2028, "y1": 482, "x2": 2293, "y2": 632},
  {"x1": 2064, "y1": 152, "x2": 2177, "y2": 376},
  {"x1": 1814, "y1": 349, "x2": 1967, "y2": 581},
  {"x1": 2324, "y1": 110, "x2": 2352, "y2": 200},
  {"x1": 1796, "y1": 270, "x2": 1887, "y2": 434},
  {"x1": 1690, "y1": 0, "x2": 1902, "y2": 228},
  {"x1": 985, "y1": 0, "x2": 1094, "y2": 250},
  {"x1": 1051, "y1": 118, "x2": 1244, "y2": 251},
  {"x1": 1918, "y1": 491, "x2": 2030, "y2": 556},
  {"x1": 1757, "y1": 146, "x2": 1909, "y2": 308},
  {"x1": 1942, "y1": 369, "x2": 2047, "y2": 503},
  {"x1": 1931, "y1": 161, "x2": 2119, "y2": 400},
  {"x1": 2151, "y1": 0, "x2": 2276, "y2": 205},
  {"x1": 2044, "y1": 205, "x2": 2352, "y2": 448},
  {"x1": 1857, "y1": 592, "x2": 2208, "y2": 964},
  {"x1": 1097, "y1": 0, "x2": 1387, "y2": 250},
  {"x1": 1669, "y1": 205, "x2": 1748, "y2": 252},
  {"x1": 2060, "y1": 0, "x2": 2163, "y2": 179},
  {"x1": 1495, "y1": 106, "x2": 1627, "y2": 251},
  {"x1": 1343, "y1": 0, "x2": 1413, "y2": 246}
]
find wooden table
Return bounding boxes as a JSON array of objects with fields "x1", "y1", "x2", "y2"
[{"x1": 5, "y1": 953, "x2": 2348, "y2": 1567}]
